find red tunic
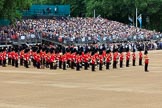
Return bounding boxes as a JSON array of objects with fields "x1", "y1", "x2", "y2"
[
  {"x1": 132, "y1": 53, "x2": 136, "y2": 60},
  {"x1": 119, "y1": 53, "x2": 124, "y2": 61}
]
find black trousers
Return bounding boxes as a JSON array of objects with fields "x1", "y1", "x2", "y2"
[
  {"x1": 99, "y1": 63, "x2": 102, "y2": 70},
  {"x1": 145, "y1": 63, "x2": 148, "y2": 72},
  {"x1": 59, "y1": 61, "x2": 62, "y2": 69},
  {"x1": 2, "y1": 59, "x2": 6, "y2": 67},
  {"x1": 20, "y1": 58, "x2": 23, "y2": 66},
  {"x1": 63, "y1": 62, "x2": 66, "y2": 70},
  {"x1": 106, "y1": 62, "x2": 110, "y2": 70},
  {"x1": 139, "y1": 59, "x2": 142, "y2": 65},
  {"x1": 126, "y1": 60, "x2": 129, "y2": 67},
  {"x1": 113, "y1": 61, "x2": 117, "y2": 69},
  {"x1": 133, "y1": 60, "x2": 135, "y2": 66},
  {"x1": 8, "y1": 58, "x2": 11, "y2": 65},
  {"x1": 53, "y1": 63, "x2": 57, "y2": 69},
  {"x1": 37, "y1": 62, "x2": 40, "y2": 69},
  {"x1": 91, "y1": 64, "x2": 95, "y2": 71},
  {"x1": 50, "y1": 62, "x2": 53, "y2": 69},
  {"x1": 15, "y1": 60, "x2": 18, "y2": 67},
  {"x1": 84, "y1": 62, "x2": 88, "y2": 70},
  {"x1": 24, "y1": 60, "x2": 29, "y2": 68},
  {"x1": 76, "y1": 63, "x2": 80, "y2": 71},
  {"x1": 46, "y1": 61, "x2": 49, "y2": 68},
  {"x1": 12, "y1": 59, "x2": 15, "y2": 66},
  {"x1": 71, "y1": 61, "x2": 74, "y2": 69},
  {"x1": 33, "y1": 59, "x2": 36, "y2": 67},
  {"x1": 120, "y1": 60, "x2": 123, "y2": 68}
]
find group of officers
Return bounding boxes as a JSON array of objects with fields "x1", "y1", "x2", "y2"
[{"x1": 0, "y1": 44, "x2": 149, "y2": 72}]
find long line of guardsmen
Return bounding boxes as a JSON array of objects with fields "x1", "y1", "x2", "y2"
[{"x1": 0, "y1": 45, "x2": 149, "y2": 72}]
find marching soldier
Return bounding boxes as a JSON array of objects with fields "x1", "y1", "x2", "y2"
[
  {"x1": 132, "y1": 49, "x2": 136, "y2": 66},
  {"x1": 83, "y1": 51, "x2": 89, "y2": 70},
  {"x1": 76, "y1": 52, "x2": 81, "y2": 71},
  {"x1": 126, "y1": 48, "x2": 130, "y2": 67},
  {"x1": 49, "y1": 50, "x2": 55, "y2": 69},
  {"x1": 105, "y1": 49, "x2": 111, "y2": 70},
  {"x1": 113, "y1": 49, "x2": 118, "y2": 69},
  {"x1": 7, "y1": 47, "x2": 12, "y2": 65},
  {"x1": 24, "y1": 49, "x2": 30, "y2": 68},
  {"x1": 45, "y1": 49, "x2": 50, "y2": 68},
  {"x1": 71, "y1": 50, "x2": 76, "y2": 69},
  {"x1": 19, "y1": 48, "x2": 24, "y2": 66},
  {"x1": 99, "y1": 51, "x2": 103, "y2": 71},
  {"x1": 119, "y1": 50, "x2": 124, "y2": 68},
  {"x1": 36, "y1": 50, "x2": 41, "y2": 69},
  {"x1": 62, "y1": 53, "x2": 67, "y2": 70},
  {"x1": 91, "y1": 52, "x2": 96, "y2": 72},
  {"x1": 144, "y1": 50, "x2": 149, "y2": 72},
  {"x1": 11, "y1": 48, "x2": 15, "y2": 66}
]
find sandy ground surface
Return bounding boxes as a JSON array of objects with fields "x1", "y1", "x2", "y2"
[{"x1": 0, "y1": 50, "x2": 162, "y2": 108}]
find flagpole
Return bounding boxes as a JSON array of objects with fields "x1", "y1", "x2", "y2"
[
  {"x1": 136, "y1": 8, "x2": 138, "y2": 27},
  {"x1": 94, "y1": 9, "x2": 96, "y2": 18}
]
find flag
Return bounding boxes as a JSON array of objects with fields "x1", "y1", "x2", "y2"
[
  {"x1": 128, "y1": 16, "x2": 133, "y2": 22},
  {"x1": 137, "y1": 14, "x2": 142, "y2": 28}
]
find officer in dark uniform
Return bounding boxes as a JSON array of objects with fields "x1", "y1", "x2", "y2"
[
  {"x1": 2, "y1": 47, "x2": 7, "y2": 67},
  {"x1": 132, "y1": 48, "x2": 136, "y2": 66},
  {"x1": 11, "y1": 47, "x2": 15, "y2": 66},
  {"x1": 7, "y1": 46, "x2": 12, "y2": 65},
  {"x1": 14, "y1": 49, "x2": 19, "y2": 68},
  {"x1": 139, "y1": 48, "x2": 143, "y2": 66}
]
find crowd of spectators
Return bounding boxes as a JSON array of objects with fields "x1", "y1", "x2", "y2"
[{"x1": 0, "y1": 17, "x2": 162, "y2": 46}]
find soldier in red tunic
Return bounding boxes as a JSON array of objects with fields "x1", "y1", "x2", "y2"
[
  {"x1": 76, "y1": 52, "x2": 81, "y2": 71},
  {"x1": 36, "y1": 50, "x2": 41, "y2": 69},
  {"x1": 126, "y1": 48, "x2": 130, "y2": 67},
  {"x1": 71, "y1": 50, "x2": 76, "y2": 69},
  {"x1": 99, "y1": 51, "x2": 103, "y2": 71},
  {"x1": 24, "y1": 49, "x2": 30, "y2": 68},
  {"x1": 62, "y1": 53, "x2": 67, "y2": 70},
  {"x1": 91, "y1": 52, "x2": 96, "y2": 72},
  {"x1": 105, "y1": 49, "x2": 111, "y2": 70},
  {"x1": 49, "y1": 50, "x2": 55, "y2": 69},
  {"x1": 58, "y1": 52, "x2": 63, "y2": 69},
  {"x1": 11, "y1": 48, "x2": 15, "y2": 66},
  {"x1": 83, "y1": 51, "x2": 89, "y2": 70},
  {"x1": 113, "y1": 49, "x2": 118, "y2": 69},
  {"x1": 19, "y1": 49, "x2": 24, "y2": 66},
  {"x1": 119, "y1": 50, "x2": 124, "y2": 68},
  {"x1": 144, "y1": 50, "x2": 149, "y2": 72}
]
